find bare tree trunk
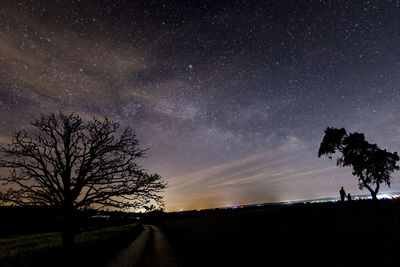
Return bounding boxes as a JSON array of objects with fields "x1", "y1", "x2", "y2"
[
  {"x1": 61, "y1": 205, "x2": 76, "y2": 250},
  {"x1": 61, "y1": 226, "x2": 75, "y2": 249}
]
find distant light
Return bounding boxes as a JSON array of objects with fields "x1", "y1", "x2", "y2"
[
  {"x1": 377, "y1": 194, "x2": 392, "y2": 200},
  {"x1": 79, "y1": 68, "x2": 83, "y2": 72},
  {"x1": 188, "y1": 64, "x2": 193, "y2": 69}
]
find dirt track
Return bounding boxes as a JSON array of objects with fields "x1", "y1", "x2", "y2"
[{"x1": 106, "y1": 225, "x2": 178, "y2": 267}]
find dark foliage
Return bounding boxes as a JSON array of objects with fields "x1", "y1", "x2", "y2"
[
  {"x1": 318, "y1": 127, "x2": 399, "y2": 200},
  {"x1": 0, "y1": 112, "x2": 166, "y2": 247}
]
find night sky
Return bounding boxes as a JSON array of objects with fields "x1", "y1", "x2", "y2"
[{"x1": 1, "y1": 1, "x2": 400, "y2": 211}]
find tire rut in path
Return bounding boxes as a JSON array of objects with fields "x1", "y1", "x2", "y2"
[{"x1": 106, "y1": 225, "x2": 178, "y2": 267}]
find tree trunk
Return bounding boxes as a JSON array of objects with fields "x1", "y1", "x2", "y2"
[
  {"x1": 61, "y1": 227, "x2": 75, "y2": 249},
  {"x1": 363, "y1": 182, "x2": 378, "y2": 201},
  {"x1": 61, "y1": 217, "x2": 75, "y2": 267},
  {"x1": 61, "y1": 206, "x2": 76, "y2": 250}
]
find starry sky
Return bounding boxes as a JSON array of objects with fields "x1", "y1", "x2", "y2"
[{"x1": 1, "y1": 0, "x2": 400, "y2": 211}]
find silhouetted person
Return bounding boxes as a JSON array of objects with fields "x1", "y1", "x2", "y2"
[
  {"x1": 347, "y1": 193, "x2": 351, "y2": 201},
  {"x1": 340, "y1": 187, "x2": 346, "y2": 201}
]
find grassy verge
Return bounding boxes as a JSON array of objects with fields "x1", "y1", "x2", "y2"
[{"x1": 0, "y1": 223, "x2": 142, "y2": 267}]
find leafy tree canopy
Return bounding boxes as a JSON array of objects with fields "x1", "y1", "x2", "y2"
[{"x1": 318, "y1": 127, "x2": 399, "y2": 200}]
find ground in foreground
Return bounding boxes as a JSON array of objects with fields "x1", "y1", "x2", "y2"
[
  {"x1": 159, "y1": 200, "x2": 400, "y2": 266},
  {"x1": 0, "y1": 224, "x2": 141, "y2": 267}
]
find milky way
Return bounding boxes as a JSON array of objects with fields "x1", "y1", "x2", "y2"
[{"x1": 1, "y1": 1, "x2": 400, "y2": 211}]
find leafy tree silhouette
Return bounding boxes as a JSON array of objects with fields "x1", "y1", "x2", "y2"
[
  {"x1": 0, "y1": 112, "x2": 166, "y2": 248},
  {"x1": 318, "y1": 127, "x2": 399, "y2": 201}
]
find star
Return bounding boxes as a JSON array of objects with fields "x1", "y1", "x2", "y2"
[{"x1": 0, "y1": 0, "x2": 399, "y2": 211}]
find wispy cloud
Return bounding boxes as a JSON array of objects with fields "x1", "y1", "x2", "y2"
[{"x1": 168, "y1": 135, "x2": 306, "y2": 190}]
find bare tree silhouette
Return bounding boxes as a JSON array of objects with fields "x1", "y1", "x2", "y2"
[
  {"x1": 318, "y1": 127, "x2": 399, "y2": 200},
  {"x1": 0, "y1": 112, "x2": 166, "y2": 248}
]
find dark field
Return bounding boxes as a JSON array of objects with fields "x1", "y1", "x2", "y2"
[
  {"x1": 160, "y1": 200, "x2": 400, "y2": 266},
  {"x1": 0, "y1": 224, "x2": 142, "y2": 267},
  {"x1": 2, "y1": 200, "x2": 400, "y2": 267}
]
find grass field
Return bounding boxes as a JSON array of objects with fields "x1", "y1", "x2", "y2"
[
  {"x1": 0, "y1": 223, "x2": 141, "y2": 267},
  {"x1": 160, "y1": 200, "x2": 400, "y2": 266}
]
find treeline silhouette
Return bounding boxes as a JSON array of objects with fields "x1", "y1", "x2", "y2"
[{"x1": 0, "y1": 206, "x2": 140, "y2": 238}]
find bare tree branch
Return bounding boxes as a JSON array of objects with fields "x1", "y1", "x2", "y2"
[{"x1": 0, "y1": 112, "x2": 166, "y2": 212}]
